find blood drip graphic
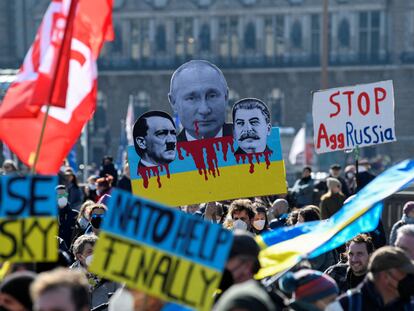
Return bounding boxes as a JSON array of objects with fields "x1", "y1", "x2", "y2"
[
  {"x1": 235, "y1": 150, "x2": 273, "y2": 174},
  {"x1": 194, "y1": 121, "x2": 200, "y2": 138},
  {"x1": 138, "y1": 164, "x2": 171, "y2": 189},
  {"x1": 178, "y1": 136, "x2": 234, "y2": 180}
]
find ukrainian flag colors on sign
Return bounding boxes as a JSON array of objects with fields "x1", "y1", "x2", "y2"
[
  {"x1": 89, "y1": 189, "x2": 233, "y2": 311},
  {"x1": 128, "y1": 127, "x2": 286, "y2": 206},
  {"x1": 256, "y1": 160, "x2": 414, "y2": 279},
  {"x1": 0, "y1": 176, "x2": 58, "y2": 263}
]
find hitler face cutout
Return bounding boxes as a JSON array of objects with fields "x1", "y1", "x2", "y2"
[
  {"x1": 137, "y1": 116, "x2": 177, "y2": 166},
  {"x1": 234, "y1": 108, "x2": 271, "y2": 153}
]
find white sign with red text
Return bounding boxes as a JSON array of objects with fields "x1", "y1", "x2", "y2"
[{"x1": 312, "y1": 80, "x2": 396, "y2": 154}]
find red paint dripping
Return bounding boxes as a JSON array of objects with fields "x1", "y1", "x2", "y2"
[
  {"x1": 177, "y1": 136, "x2": 234, "y2": 181},
  {"x1": 194, "y1": 121, "x2": 199, "y2": 138},
  {"x1": 235, "y1": 150, "x2": 273, "y2": 174},
  {"x1": 137, "y1": 164, "x2": 171, "y2": 189}
]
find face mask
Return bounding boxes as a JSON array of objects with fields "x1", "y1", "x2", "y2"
[
  {"x1": 216, "y1": 218, "x2": 222, "y2": 224},
  {"x1": 398, "y1": 273, "x2": 414, "y2": 299},
  {"x1": 91, "y1": 215, "x2": 103, "y2": 229},
  {"x1": 233, "y1": 219, "x2": 248, "y2": 231},
  {"x1": 85, "y1": 255, "x2": 93, "y2": 267},
  {"x1": 57, "y1": 197, "x2": 68, "y2": 207},
  {"x1": 253, "y1": 219, "x2": 266, "y2": 231},
  {"x1": 78, "y1": 217, "x2": 89, "y2": 229},
  {"x1": 108, "y1": 288, "x2": 135, "y2": 311},
  {"x1": 88, "y1": 183, "x2": 97, "y2": 191},
  {"x1": 346, "y1": 172, "x2": 355, "y2": 179}
]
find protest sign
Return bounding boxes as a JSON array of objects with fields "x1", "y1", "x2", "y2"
[
  {"x1": 128, "y1": 127, "x2": 285, "y2": 206},
  {"x1": 0, "y1": 175, "x2": 58, "y2": 263},
  {"x1": 312, "y1": 80, "x2": 395, "y2": 154},
  {"x1": 89, "y1": 189, "x2": 233, "y2": 311}
]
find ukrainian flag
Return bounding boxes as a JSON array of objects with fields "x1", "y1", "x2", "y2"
[{"x1": 256, "y1": 159, "x2": 414, "y2": 279}]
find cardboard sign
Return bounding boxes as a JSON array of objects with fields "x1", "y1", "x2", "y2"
[
  {"x1": 0, "y1": 175, "x2": 58, "y2": 262},
  {"x1": 89, "y1": 189, "x2": 233, "y2": 311},
  {"x1": 312, "y1": 80, "x2": 396, "y2": 154},
  {"x1": 128, "y1": 127, "x2": 286, "y2": 206}
]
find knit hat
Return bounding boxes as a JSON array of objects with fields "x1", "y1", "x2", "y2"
[
  {"x1": 229, "y1": 230, "x2": 261, "y2": 274},
  {"x1": 279, "y1": 269, "x2": 339, "y2": 303},
  {"x1": 229, "y1": 230, "x2": 260, "y2": 259},
  {"x1": 330, "y1": 164, "x2": 341, "y2": 170},
  {"x1": 0, "y1": 271, "x2": 36, "y2": 310},
  {"x1": 403, "y1": 201, "x2": 414, "y2": 216}
]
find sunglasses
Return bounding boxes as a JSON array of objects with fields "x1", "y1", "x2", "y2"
[{"x1": 91, "y1": 214, "x2": 105, "y2": 218}]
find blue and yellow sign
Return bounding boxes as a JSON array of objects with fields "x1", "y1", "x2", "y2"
[
  {"x1": 128, "y1": 127, "x2": 286, "y2": 206},
  {"x1": 89, "y1": 189, "x2": 233, "y2": 311},
  {"x1": 0, "y1": 175, "x2": 58, "y2": 263}
]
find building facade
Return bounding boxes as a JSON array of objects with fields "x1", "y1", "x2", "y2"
[{"x1": 2, "y1": 0, "x2": 414, "y2": 171}]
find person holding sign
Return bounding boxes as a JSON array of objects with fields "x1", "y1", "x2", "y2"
[
  {"x1": 168, "y1": 60, "x2": 232, "y2": 141},
  {"x1": 133, "y1": 111, "x2": 177, "y2": 167},
  {"x1": 232, "y1": 98, "x2": 272, "y2": 155}
]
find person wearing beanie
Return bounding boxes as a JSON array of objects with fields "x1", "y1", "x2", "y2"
[
  {"x1": 216, "y1": 229, "x2": 261, "y2": 297},
  {"x1": 337, "y1": 246, "x2": 414, "y2": 310},
  {"x1": 0, "y1": 271, "x2": 36, "y2": 311},
  {"x1": 389, "y1": 201, "x2": 414, "y2": 245},
  {"x1": 278, "y1": 269, "x2": 339, "y2": 311}
]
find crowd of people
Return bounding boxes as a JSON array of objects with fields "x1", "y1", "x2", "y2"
[{"x1": 0, "y1": 156, "x2": 414, "y2": 311}]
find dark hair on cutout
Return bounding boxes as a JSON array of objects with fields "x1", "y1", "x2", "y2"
[{"x1": 232, "y1": 98, "x2": 271, "y2": 125}]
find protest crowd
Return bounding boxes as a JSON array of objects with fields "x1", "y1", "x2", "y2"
[{"x1": 1, "y1": 157, "x2": 414, "y2": 311}]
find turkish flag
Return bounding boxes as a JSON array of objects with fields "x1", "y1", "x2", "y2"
[{"x1": 0, "y1": 0, "x2": 113, "y2": 174}]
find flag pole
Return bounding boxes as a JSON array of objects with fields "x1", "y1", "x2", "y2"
[
  {"x1": 31, "y1": 104, "x2": 51, "y2": 173},
  {"x1": 30, "y1": 0, "x2": 78, "y2": 173}
]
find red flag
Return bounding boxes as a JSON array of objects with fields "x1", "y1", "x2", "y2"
[
  {"x1": 0, "y1": 0, "x2": 113, "y2": 174},
  {"x1": 1, "y1": 0, "x2": 78, "y2": 116}
]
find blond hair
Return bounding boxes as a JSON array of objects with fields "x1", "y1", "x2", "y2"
[{"x1": 31, "y1": 268, "x2": 90, "y2": 309}]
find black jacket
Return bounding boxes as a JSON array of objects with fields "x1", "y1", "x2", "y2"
[
  {"x1": 338, "y1": 277, "x2": 413, "y2": 311},
  {"x1": 58, "y1": 204, "x2": 79, "y2": 249},
  {"x1": 356, "y1": 171, "x2": 376, "y2": 192},
  {"x1": 325, "y1": 263, "x2": 366, "y2": 294}
]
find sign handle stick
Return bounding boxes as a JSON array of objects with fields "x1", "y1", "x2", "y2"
[
  {"x1": 31, "y1": 104, "x2": 51, "y2": 173},
  {"x1": 354, "y1": 146, "x2": 360, "y2": 189}
]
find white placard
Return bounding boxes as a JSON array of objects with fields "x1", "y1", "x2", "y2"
[{"x1": 312, "y1": 80, "x2": 396, "y2": 154}]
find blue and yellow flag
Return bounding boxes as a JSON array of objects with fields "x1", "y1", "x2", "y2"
[{"x1": 256, "y1": 159, "x2": 414, "y2": 279}]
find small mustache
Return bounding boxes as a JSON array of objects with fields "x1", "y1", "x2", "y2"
[
  {"x1": 165, "y1": 142, "x2": 176, "y2": 151},
  {"x1": 239, "y1": 131, "x2": 260, "y2": 141}
]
